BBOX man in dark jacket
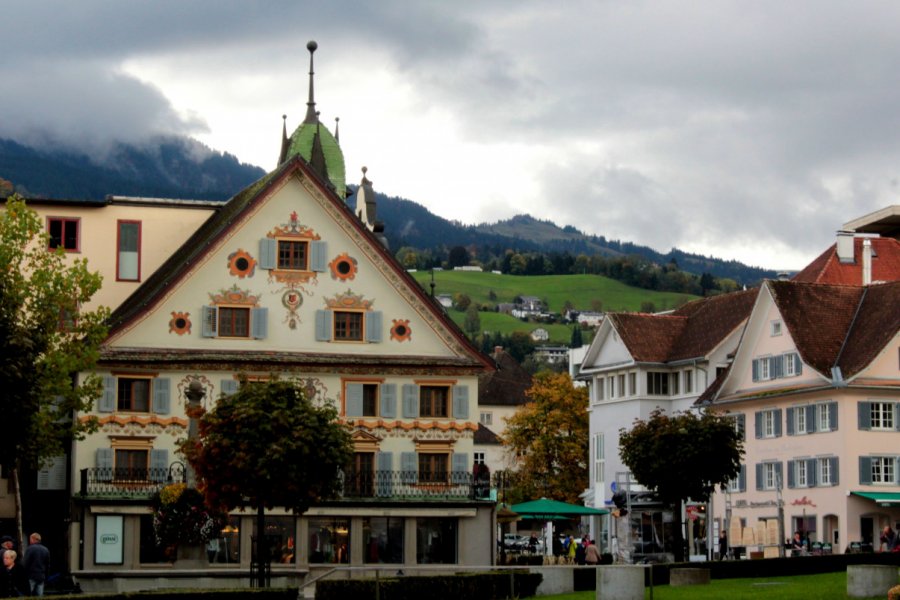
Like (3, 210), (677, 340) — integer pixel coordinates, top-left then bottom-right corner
(24, 533), (50, 596)
(0, 549), (27, 597)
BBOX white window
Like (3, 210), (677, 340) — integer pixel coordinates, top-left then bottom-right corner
(759, 358), (771, 381)
(872, 457), (896, 484)
(683, 369), (693, 394)
(818, 404), (831, 432)
(795, 406), (807, 434)
(671, 372), (680, 395)
(784, 353), (797, 376)
(730, 414), (746, 440)
(596, 377), (605, 401)
(818, 458), (833, 486)
(771, 321), (782, 336)
(608, 376), (615, 399)
(871, 402), (894, 430)
(593, 433), (605, 485)
(796, 460), (808, 487)
(473, 452), (485, 465)
(479, 412), (492, 426)
(764, 411), (777, 437)
(646, 372), (669, 395)
(763, 463), (779, 489)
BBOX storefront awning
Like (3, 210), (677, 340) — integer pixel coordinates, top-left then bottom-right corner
(851, 491), (900, 506)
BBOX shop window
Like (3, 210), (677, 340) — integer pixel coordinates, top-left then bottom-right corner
(416, 518), (457, 564)
(209, 516), (241, 564)
(364, 517), (404, 564)
(308, 518), (349, 564)
(252, 516), (295, 564)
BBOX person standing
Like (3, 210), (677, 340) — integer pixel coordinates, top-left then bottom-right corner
(24, 533), (50, 596)
(718, 530), (728, 560)
(585, 540), (601, 565)
(880, 525), (896, 552)
(0, 550), (27, 597)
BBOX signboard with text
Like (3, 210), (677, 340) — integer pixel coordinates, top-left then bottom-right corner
(95, 515), (124, 565)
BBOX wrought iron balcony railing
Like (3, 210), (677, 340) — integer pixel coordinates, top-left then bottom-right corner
(79, 466), (493, 502)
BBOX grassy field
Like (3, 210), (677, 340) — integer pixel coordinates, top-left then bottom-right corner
(542, 571), (894, 600)
(409, 271), (697, 344)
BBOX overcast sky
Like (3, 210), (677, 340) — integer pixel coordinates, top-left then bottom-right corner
(4, 1), (900, 271)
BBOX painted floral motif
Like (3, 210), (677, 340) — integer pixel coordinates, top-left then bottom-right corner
(227, 249), (257, 278)
(169, 312), (191, 335)
(324, 289), (374, 310)
(209, 285), (260, 306)
(390, 319), (412, 342)
(329, 253), (358, 281)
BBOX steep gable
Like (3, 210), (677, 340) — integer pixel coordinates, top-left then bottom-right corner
(792, 237), (900, 285)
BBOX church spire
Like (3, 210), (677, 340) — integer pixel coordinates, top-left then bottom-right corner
(303, 40), (318, 125)
(278, 114), (289, 165)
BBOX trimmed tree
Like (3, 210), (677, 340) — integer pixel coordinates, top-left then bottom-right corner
(0, 196), (108, 550)
(502, 372), (588, 504)
(619, 408), (743, 562)
(180, 377), (353, 586)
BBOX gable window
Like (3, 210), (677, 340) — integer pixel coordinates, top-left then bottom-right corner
(117, 378), (150, 412)
(479, 412), (492, 426)
(316, 307), (382, 343)
(783, 353), (798, 376)
(771, 321), (782, 336)
(201, 304), (267, 340)
(420, 386), (449, 418)
(219, 307), (250, 338)
(334, 311), (363, 341)
(755, 408), (782, 439)
(759, 358), (771, 381)
(48, 217), (79, 251)
(473, 452), (485, 465)
(753, 353), (802, 382)
(278, 240), (308, 270)
(116, 220), (141, 281)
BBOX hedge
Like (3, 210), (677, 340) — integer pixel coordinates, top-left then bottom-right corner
(45, 589), (298, 600)
(316, 572), (542, 600)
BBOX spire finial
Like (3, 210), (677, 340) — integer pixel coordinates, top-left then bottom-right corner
(334, 116), (340, 143)
(304, 40), (318, 124)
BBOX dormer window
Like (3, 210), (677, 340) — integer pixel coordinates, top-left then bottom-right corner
(771, 321), (782, 336)
(278, 240), (308, 270)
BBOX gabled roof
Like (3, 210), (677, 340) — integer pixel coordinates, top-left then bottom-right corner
(478, 349), (533, 406)
(104, 155), (491, 370)
(607, 289), (756, 364)
(770, 279), (900, 378)
(792, 237), (900, 285)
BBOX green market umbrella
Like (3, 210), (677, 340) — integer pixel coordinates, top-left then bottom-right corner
(510, 497), (609, 520)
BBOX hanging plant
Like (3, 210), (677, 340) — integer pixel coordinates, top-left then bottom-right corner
(151, 483), (224, 547)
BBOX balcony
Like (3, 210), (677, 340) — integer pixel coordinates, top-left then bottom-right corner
(79, 465), (187, 499)
(79, 467), (492, 502)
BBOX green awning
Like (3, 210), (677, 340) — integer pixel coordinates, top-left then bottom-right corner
(510, 498), (609, 520)
(851, 491), (900, 505)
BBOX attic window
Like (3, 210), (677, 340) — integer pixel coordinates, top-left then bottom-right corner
(771, 321), (782, 337)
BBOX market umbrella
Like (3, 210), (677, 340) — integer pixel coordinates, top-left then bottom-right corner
(497, 506), (521, 524)
(511, 497), (609, 519)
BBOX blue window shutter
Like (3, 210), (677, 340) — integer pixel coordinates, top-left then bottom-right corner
(152, 378), (170, 415)
(380, 384), (397, 418)
(401, 452), (418, 484)
(751, 359), (759, 382)
(786, 408), (795, 436)
(259, 238), (276, 269)
(806, 406), (816, 434)
(755, 463), (764, 491)
(220, 379), (238, 397)
(99, 376), (116, 412)
(315, 310), (332, 341)
(770, 356), (781, 379)
(366, 311), (383, 343)
(787, 460), (795, 488)
(452, 385), (470, 420)
(150, 449), (168, 483)
(829, 402), (838, 431)
(402, 384), (419, 418)
(376, 452), (393, 497)
(452, 453), (469, 484)
(807, 458), (817, 487)
(96, 448), (113, 470)
(774, 409), (782, 437)
(858, 402), (872, 430)
(775, 461), (783, 486)
(830, 457), (839, 485)
(895, 403), (900, 432)
(738, 465), (747, 492)
(310, 241), (327, 272)
(794, 353), (803, 375)
(201, 306), (217, 337)
(754, 411), (763, 439)
(345, 383), (363, 417)
(251, 307), (268, 339)
(737, 414), (746, 440)
(859, 457), (872, 485)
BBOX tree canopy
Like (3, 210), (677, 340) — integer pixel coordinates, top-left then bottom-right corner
(619, 408), (744, 561)
(501, 372), (588, 504)
(0, 196), (109, 545)
(181, 377), (354, 514)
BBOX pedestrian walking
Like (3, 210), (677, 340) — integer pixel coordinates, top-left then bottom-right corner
(24, 533), (50, 596)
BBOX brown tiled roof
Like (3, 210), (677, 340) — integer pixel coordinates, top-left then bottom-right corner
(478, 350), (533, 406)
(609, 288), (756, 363)
(792, 238), (900, 285)
(768, 280), (900, 378)
(474, 423), (501, 444)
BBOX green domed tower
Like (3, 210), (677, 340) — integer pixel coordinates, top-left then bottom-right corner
(278, 40), (346, 198)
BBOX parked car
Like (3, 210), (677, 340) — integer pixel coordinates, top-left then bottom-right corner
(503, 534), (528, 551)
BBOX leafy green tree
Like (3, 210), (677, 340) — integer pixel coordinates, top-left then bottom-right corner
(448, 245), (470, 268)
(639, 300), (657, 313)
(0, 196), (108, 548)
(619, 409), (743, 562)
(453, 292), (472, 312)
(463, 304), (481, 339)
(181, 378), (353, 586)
(502, 372), (588, 503)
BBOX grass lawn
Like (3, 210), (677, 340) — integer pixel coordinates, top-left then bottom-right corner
(541, 570), (897, 600)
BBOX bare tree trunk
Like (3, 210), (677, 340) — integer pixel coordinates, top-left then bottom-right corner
(12, 466), (24, 554)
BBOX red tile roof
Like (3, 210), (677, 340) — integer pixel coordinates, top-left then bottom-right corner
(478, 349), (534, 406)
(792, 237), (900, 285)
(608, 288), (757, 363)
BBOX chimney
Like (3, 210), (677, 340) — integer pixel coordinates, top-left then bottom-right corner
(862, 238), (872, 285)
(836, 231), (854, 263)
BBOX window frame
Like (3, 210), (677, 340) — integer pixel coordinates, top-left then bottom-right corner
(763, 462), (779, 490)
(763, 410), (776, 438)
(479, 412), (492, 426)
(277, 239), (309, 271)
(218, 306), (251, 338)
(333, 310), (364, 342)
(116, 219), (142, 282)
(818, 457), (833, 486)
(419, 385), (450, 418)
(646, 371), (670, 396)
(47, 216), (80, 252)
(117, 377), (151, 413)
(871, 456), (896, 484)
(417, 452), (450, 484)
(871, 402), (895, 430)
